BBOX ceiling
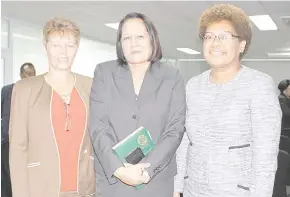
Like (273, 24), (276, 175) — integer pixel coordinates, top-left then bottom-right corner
(2, 1), (290, 60)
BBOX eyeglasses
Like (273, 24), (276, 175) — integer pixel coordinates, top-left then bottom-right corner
(203, 32), (240, 42)
(64, 103), (71, 131)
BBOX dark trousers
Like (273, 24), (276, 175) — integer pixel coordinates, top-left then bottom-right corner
(1, 142), (12, 197)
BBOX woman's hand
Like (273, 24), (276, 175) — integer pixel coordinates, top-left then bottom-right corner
(114, 163), (151, 186)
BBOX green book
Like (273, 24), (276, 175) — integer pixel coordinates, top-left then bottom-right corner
(112, 126), (155, 189)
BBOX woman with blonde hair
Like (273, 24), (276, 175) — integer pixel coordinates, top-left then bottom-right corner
(9, 17), (95, 197)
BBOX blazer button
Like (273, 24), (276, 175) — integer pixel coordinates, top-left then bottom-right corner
(132, 115), (137, 119)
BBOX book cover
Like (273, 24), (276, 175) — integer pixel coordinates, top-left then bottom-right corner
(112, 126), (155, 189)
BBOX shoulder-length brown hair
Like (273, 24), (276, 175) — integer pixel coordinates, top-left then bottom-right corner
(116, 12), (162, 66)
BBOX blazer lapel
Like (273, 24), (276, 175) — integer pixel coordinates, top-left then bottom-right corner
(30, 74), (54, 142)
(30, 74), (52, 110)
(137, 62), (163, 107)
(113, 65), (138, 111)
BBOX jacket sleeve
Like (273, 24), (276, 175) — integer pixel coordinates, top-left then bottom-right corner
(141, 70), (186, 180)
(89, 65), (123, 184)
(250, 75), (282, 197)
(174, 131), (190, 193)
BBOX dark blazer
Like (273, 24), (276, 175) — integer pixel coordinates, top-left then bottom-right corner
(272, 150), (290, 197)
(279, 94), (290, 138)
(1, 83), (14, 144)
(89, 60), (186, 197)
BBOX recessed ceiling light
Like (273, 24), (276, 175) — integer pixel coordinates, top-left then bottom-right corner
(105, 23), (119, 30)
(176, 48), (201, 55)
(249, 15), (277, 31)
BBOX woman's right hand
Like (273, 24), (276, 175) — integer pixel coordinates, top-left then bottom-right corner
(114, 163), (151, 186)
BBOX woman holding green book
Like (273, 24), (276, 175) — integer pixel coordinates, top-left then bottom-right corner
(89, 12), (186, 197)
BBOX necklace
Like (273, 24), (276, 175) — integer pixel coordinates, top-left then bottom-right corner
(60, 93), (71, 104)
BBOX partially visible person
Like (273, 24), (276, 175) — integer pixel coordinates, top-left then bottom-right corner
(174, 4), (281, 197)
(278, 79), (290, 138)
(277, 79), (290, 197)
(9, 18), (95, 197)
(272, 150), (290, 197)
(1, 62), (36, 197)
(89, 12), (186, 197)
(20, 62), (36, 79)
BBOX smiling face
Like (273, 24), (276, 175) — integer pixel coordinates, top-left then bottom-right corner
(203, 20), (246, 69)
(45, 31), (78, 71)
(121, 18), (152, 65)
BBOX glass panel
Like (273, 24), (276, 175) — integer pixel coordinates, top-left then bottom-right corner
(1, 19), (9, 49)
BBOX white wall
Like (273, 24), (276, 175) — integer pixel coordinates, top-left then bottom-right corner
(9, 19), (117, 82)
(73, 38), (116, 78)
(243, 61), (290, 86)
(11, 20), (47, 81)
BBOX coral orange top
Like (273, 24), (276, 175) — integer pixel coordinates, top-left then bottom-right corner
(51, 88), (86, 192)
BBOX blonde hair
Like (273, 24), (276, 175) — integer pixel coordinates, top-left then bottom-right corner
(43, 17), (80, 44)
(198, 4), (252, 59)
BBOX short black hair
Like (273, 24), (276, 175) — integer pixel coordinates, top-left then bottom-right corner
(198, 4), (252, 60)
(278, 79), (290, 94)
(20, 62), (36, 79)
(116, 12), (162, 66)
